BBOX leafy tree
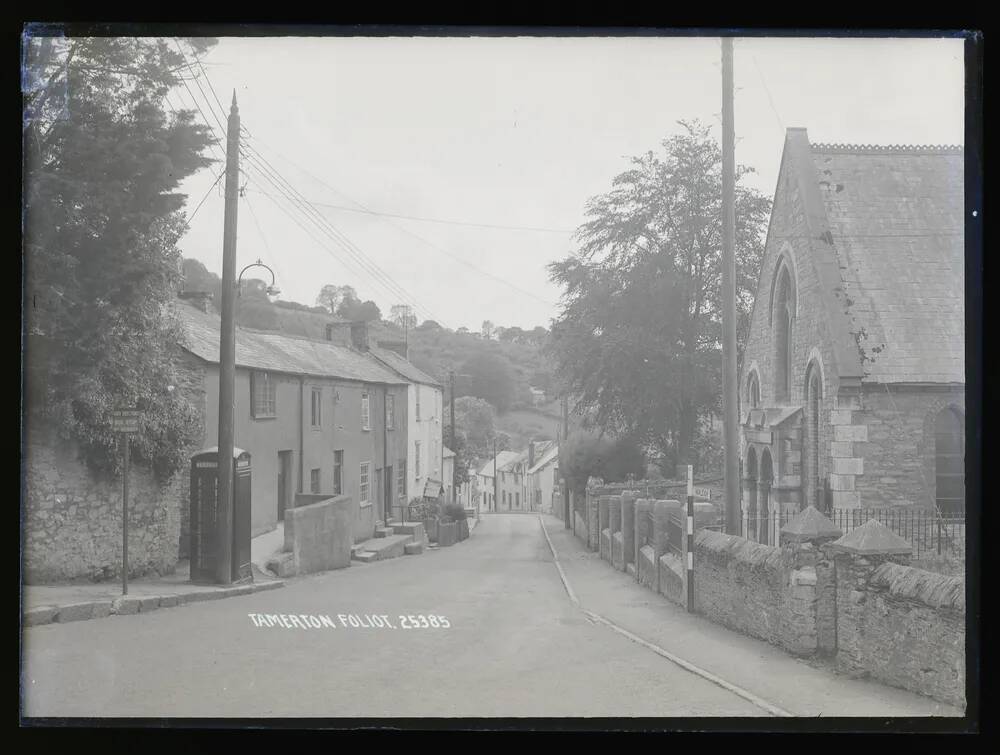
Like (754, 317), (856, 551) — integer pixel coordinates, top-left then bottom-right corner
(336, 289), (380, 322)
(459, 352), (516, 413)
(559, 430), (647, 497)
(390, 304), (417, 331)
(23, 36), (217, 480)
(417, 319), (442, 331)
(181, 258), (221, 307)
(481, 320), (495, 340)
(316, 283), (354, 314)
(498, 325), (525, 344)
(445, 396), (505, 465)
(547, 120), (769, 475)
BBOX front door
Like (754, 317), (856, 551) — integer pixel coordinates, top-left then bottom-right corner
(277, 451), (293, 521)
(384, 465), (394, 522)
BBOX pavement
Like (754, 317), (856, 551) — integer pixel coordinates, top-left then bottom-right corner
(20, 513), (961, 718)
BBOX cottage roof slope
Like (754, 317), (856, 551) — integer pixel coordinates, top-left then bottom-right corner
(176, 301), (407, 384)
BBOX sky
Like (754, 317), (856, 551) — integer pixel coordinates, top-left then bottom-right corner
(173, 35), (965, 332)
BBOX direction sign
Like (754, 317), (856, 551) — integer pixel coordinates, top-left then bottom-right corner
(111, 408), (141, 434)
(693, 487), (712, 501)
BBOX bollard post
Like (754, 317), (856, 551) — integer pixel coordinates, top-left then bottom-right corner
(686, 465), (694, 613)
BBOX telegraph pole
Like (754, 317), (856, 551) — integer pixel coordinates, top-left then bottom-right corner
(215, 92), (240, 585)
(562, 395), (570, 529)
(450, 370), (457, 502)
(721, 38), (741, 535)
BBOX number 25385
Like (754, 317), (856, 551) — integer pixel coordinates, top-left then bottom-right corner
(398, 615), (450, 628)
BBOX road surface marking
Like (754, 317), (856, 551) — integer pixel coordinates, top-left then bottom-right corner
(537, 515), (794, 718)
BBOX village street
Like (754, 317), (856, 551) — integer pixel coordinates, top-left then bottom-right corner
(21, 513), (956, 719)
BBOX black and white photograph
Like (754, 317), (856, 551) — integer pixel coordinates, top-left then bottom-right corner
(19, 26), (980, 728)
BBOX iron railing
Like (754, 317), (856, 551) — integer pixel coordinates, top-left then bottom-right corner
(739, 507), (965, 559)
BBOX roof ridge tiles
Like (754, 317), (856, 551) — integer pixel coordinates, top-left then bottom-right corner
(810, 142), (963, 154)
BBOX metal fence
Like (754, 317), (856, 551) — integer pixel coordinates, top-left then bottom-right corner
(740, 507), (965, 559)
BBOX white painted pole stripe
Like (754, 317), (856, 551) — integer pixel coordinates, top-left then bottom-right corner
(687, 551), (694, 570)
(687, 516), (693, 535)
(537, 515), (793, 718)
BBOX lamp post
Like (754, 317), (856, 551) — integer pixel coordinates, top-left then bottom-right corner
(237, 259), (281, 298)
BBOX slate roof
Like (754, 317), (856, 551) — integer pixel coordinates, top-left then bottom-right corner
(477, 451), (522, 477)
(803, 138), (964, 384)
(369, 346), (441, 387)
(175, 302), (407, 385)
(527, 444), (560, 475)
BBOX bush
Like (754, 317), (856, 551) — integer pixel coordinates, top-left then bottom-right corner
(440, 502), (468, 522)
(409, 497), (438, 521)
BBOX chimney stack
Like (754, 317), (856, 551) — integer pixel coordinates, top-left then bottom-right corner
(350, 321), (369, 352)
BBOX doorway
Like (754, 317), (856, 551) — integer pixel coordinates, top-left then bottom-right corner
(277, 451), (293, 521)
(384, 465), (394, 523)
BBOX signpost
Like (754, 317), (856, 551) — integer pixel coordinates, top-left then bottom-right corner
(686, 465), (695, 613)
(693, 487), (712, 501)
(112, 408), (140, 595)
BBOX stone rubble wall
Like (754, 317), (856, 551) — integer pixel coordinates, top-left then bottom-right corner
(569, 488), (966, 708)
(23, 435), (182, 584)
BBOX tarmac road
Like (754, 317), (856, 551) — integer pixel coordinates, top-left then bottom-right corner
(21, 513), (957, 719)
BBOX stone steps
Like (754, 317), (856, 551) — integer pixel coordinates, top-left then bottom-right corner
(351, 533), (414, 563)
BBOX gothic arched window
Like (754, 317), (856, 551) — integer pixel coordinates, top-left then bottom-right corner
(773, 266), (794, 402)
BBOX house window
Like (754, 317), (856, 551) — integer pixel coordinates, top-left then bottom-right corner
(311, 387), (322, 428)
(310, 468), (321, 494)
(360, 462), (371, 504)
(361, 393), (370, 430)
(251, 371), (277, 418)
(333, 450), (343, 495)
(386, 393), (395, 430)
(397, 461), (406, 498)
(772, 265), (795, 402)
(934, 408), (964, 516)
(415, 386), (421, 420)
(415, 441), (422, 478)
(515, 492), (520, 508)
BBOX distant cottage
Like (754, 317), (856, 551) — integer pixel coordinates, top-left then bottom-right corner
(740, 129), (964, 543)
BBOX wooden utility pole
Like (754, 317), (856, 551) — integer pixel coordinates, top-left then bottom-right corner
(721, 39), (741, 535)
(562, 395), (570, 528)
(215, 92), (240, 585)
(450, 370), (457, 502)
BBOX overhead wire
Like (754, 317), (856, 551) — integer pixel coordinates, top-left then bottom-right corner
(240, 134), (559, 307)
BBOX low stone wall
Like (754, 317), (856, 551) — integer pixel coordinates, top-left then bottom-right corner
(621, 495), (636, 572)
(693, 530), (819, 657)
(611, 531), (624, 570)
(23, 434), (183, 583)
(577, 488), (966, 708)
(587, 494), (599, 551)
(637, 545), (657, 590)
(283, 495), (354, 575)
(658, 553), (685, 605)
(834, 556), (965, 708)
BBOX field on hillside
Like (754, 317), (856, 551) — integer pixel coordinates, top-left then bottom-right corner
(496, 408), (563, 450)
